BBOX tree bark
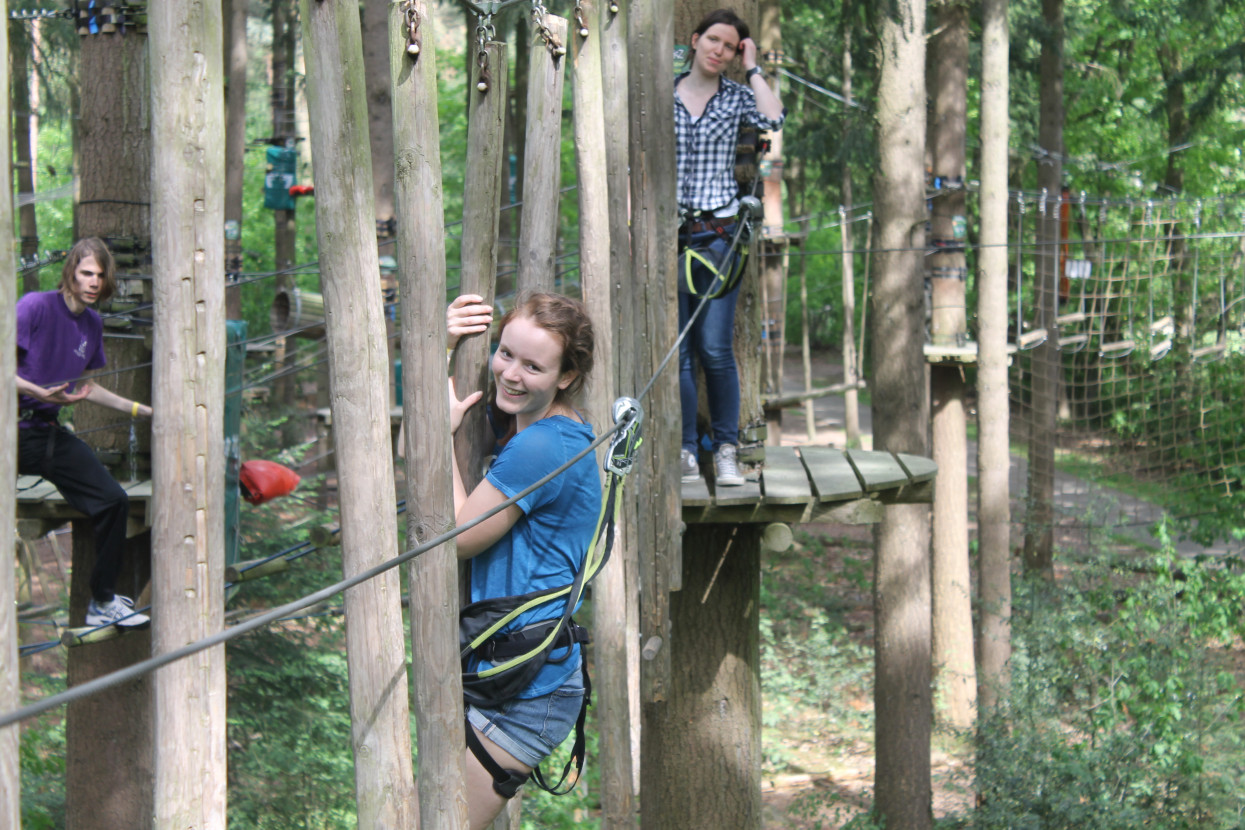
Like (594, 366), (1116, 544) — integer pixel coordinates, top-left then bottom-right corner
(871, 0), (932, 827)
(299, 2), (417, 826)
(600, 0), (642, 802)
(645, 525), (763, 830)
(1023, 0), (1063, 578)
(223, 0), (249, 318)
(391, 2), (470, 824)
(573, 4), (634, 825)
(927, 0), (976, 731)
(149, 2), (227, 825)
(67, 26), (155, 830)
(0, 6), (19, 820)
(363, 0), (395, 232)
(977, 0), (1013, 715)
(11, 22), (39, 292)
(628, 1), (682, 825)
(515, 14), (567, 293)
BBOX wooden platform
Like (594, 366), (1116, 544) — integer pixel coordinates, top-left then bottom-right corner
(15, 475), (153, 539)
(682, 446), (936, 525)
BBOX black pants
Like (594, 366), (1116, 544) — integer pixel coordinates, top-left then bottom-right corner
(18, 424), (129, 602)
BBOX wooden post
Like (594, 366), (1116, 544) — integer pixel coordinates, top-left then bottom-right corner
(516, 14), (567, 293)
(149, 3), (227, 826)
(455, 39), (508, 492)
(572, 3), (635, 825)
(68, 22), (155, 829)
(927, 0), (976, 731)
(977, 0), (1013, 713)
(0, 2), (19, 817)
(223, 0), (248, 318)
(299, 2), (418, 826)
(600, 0), (643, 801)
(647, 525), (763, 829)
(390, 1), (470, 825)
(627, 0), (684, 824)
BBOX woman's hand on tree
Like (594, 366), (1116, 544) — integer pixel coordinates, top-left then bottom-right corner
(447, 294), (494, 351)
(448, 377), (484, 436)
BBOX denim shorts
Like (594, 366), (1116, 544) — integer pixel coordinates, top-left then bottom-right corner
(466, 665), (585, 768)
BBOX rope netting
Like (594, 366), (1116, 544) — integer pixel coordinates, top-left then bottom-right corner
(1007, 193), (1245, 551)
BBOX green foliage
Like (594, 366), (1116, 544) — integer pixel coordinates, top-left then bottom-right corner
(19, 687), (66, 830)
(969, 551), (1245, 829)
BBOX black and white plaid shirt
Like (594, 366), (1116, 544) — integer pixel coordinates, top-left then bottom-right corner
(675, 74), (784, 216)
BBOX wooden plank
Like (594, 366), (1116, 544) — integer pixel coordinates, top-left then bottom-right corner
(17, 480), (60, 503)
(681, 475), (712, 507)
(713, 477), (762, 507)
(799, 446), (864, 502)
(892, 452), (937, 484)
(760, 446), (811, 505)
(845, 449), (909, 492)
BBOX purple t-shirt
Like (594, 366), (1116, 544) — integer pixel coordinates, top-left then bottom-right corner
(16, 290), (106, 426)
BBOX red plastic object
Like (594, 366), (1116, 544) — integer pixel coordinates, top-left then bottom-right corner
(288, 184), (315, 197)
(239, 460), (301, 505)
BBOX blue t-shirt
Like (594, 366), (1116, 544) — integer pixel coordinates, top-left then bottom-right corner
(16, 290), (107, 426)
(469, 414), (601, 698)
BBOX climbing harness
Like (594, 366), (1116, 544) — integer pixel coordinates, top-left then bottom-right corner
(678, 194), (764, 299)
(462, 397), (643, 798)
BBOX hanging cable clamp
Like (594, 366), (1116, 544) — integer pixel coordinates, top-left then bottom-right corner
(402, 1), (422, 57)
(606, 397), (643, 478)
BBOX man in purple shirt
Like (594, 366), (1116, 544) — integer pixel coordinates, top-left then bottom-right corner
(17, 237), (152, 628)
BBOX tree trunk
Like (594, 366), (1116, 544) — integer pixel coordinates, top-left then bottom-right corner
(976, 0), (1012, 716)
(645, 525), (763, 830)
(627, 1), (682, 825)
(840, 6), (860, 447)
(11, 22), (39, 292)
(870, 0), (932, 826)
(223, 0), (249, 318)
(573, 4), (635, 824)
(391, 2), (470, 824)
(149, 3), (227, 826)
(363, 0), (395, 232)
(1023, 0), (1063, 578)
(927, 0), (976, 731)
(67, 26), (155, 830)
(515, 14), (567, 293)
(299, 2), (417, 826)
(0, 8), (19, 820)
(600, 0), (642, 804)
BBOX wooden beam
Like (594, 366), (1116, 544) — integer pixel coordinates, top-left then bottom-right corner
(301, 2), (417, 825)
(149, 2), (228, 822)
(390, 1), (470, 825)
(516, 15), (568, 293)
(0, 0), (17, 813)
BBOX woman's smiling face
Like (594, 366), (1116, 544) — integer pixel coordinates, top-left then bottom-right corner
(491, 314), (577, 430)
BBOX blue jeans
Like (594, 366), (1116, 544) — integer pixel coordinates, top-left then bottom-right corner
(466, 665), (585, 767)
(678, 280), (742, 453)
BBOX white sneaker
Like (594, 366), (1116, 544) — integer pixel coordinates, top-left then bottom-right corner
(713, 444), (745, 487)
(86, 595), (150, 629)
(680, 448), (700, 483)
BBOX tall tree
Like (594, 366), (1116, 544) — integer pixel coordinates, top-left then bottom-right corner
(11, 21), (38, 292)
(926, 0), (976, 730)
(149, 1), (227, 822)
(1023, 0), (1064, 577)
(869, 0), (932, 826)
(223, 0), (248, 319)
(68, 19), (156, 828)
(977, 0), (1013, 715)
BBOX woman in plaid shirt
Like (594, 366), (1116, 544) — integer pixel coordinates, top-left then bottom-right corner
(675, 8), (784, 486)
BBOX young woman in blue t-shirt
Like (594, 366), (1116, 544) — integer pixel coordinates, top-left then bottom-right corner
(447, 292), (600, 829)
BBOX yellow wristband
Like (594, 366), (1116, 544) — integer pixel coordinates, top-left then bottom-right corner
(131, 401), (140, 418)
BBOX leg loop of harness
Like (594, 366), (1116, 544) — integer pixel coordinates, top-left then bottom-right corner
(465, 720), (531, 799)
